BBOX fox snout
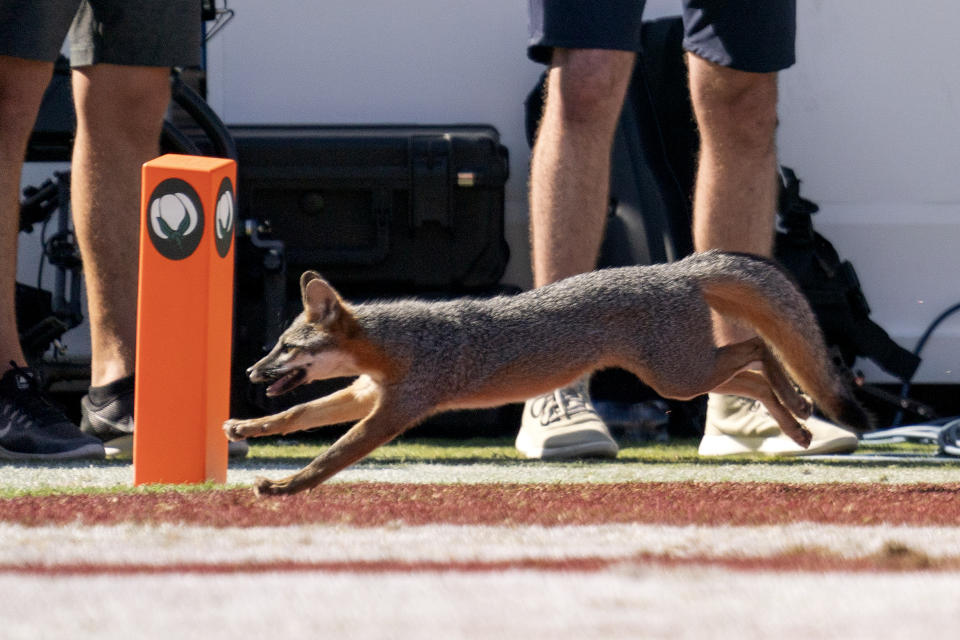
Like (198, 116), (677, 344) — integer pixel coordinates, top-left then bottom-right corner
(243, 347), (309, 397)
(246, 362), (269, 382)
(251, 361), (309, 397)
(247, 359), (278, 383)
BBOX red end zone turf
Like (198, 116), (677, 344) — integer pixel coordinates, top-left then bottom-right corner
(2, 482), (959, 528)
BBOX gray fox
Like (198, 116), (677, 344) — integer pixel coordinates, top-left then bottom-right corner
(224, 250), (870, 495)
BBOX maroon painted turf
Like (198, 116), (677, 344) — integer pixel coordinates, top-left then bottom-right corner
(2, 482), (960, 527)
(0, 547), (955, 576)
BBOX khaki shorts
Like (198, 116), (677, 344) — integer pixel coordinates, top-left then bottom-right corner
(0, 0), (200, 68)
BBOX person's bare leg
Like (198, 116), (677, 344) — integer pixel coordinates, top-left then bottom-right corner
(688, 54), (780, 344)
(529, 48), (635, 287)
(71, 64), (169, 387)
(0, 56), (54, 368)
(689, 55), (856, 456)
(517, 48), (635, 460)
(0, 56), (104, 459)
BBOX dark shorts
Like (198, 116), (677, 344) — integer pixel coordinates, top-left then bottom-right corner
(0, 0), (201, 68)
(528, 0), (796, 73)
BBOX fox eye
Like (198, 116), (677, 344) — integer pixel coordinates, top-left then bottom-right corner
(279, 343), (294, 354)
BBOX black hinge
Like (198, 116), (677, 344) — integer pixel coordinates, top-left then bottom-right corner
(410, 135), (452, 228)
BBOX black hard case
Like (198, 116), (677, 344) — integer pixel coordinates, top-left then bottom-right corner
(230, 125), (512, 426)
(231, 124), (510, 297)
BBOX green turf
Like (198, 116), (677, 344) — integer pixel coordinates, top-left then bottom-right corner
(0, 437), (955, 499)
(250, 436), (948, 465)
(91, 435), (945, 465)
(0, 478), (224, 499)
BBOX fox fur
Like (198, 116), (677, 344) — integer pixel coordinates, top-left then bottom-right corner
(224, 250), (870, 495)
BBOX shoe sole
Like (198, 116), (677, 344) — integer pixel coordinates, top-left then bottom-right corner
(698, 433), (859, 457)
(516, 437), (619, 460)
(79, 398), (132, 442)
(101, 434), (249, 459)
(0, 442), (105, 461)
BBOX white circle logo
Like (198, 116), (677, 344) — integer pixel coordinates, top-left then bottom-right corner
(214, 177), (235, 258)
(151, 192), (200, 239)
(146, 179), (204, 260)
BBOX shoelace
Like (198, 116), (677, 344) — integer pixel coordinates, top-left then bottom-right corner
(720, 395), (762, 414)
(6, 361), (38, 388)
(0, 361), (65, 426)
(530, 385), (596, 426)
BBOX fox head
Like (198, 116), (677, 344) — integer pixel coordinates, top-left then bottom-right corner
(247, 271), (360, 396)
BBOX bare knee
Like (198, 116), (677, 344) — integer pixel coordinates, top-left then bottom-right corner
(73, 64), (170, 147)
(0, 57), (54, 156)
(688, 54), (779, 155)
(546, 48), (635, 126)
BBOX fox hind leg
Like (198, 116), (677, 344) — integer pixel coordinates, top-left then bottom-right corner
(712, 370), (812, 449)
(632, 336), (813, 449)
(757, 345), (812, 419)
(688, 337), (810, 420)
(705, 337), (813, 448)
(639, 337), (765, 401)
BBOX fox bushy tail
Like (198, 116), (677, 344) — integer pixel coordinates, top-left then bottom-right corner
(691, 251), (872, 432)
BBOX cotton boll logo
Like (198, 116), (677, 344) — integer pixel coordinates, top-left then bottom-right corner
(146, 178), (204, 260)
(152, 193), (199, 238)
(214, 177), (235, 258)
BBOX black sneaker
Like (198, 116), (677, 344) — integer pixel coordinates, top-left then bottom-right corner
(80, 375), (135, 445)
(0, 362), (105, 461)
(81, 375), (249, 459)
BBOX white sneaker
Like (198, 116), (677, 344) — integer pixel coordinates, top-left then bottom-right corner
(515, 378), (619, 459)
(698, 393), (859, 457)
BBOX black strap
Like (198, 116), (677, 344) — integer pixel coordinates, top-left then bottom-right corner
(850, 315), (921, 382)
(776, 167), (921, 383)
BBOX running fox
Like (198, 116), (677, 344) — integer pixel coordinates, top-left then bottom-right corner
(224, 250), (871, 495)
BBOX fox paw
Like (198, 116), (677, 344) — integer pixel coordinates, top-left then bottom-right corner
(254, 470), (323, 496)
(789, 424), (813, 449)
(794, 395), (814, 420)
(254, 475), (295, 497)
(223, 418), (276, 441)
(222, 419), (247, 442)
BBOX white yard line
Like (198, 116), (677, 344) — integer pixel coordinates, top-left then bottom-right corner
(4, 521), (960, 567)
(2, 459), (959, 491)
(2, 568), (960, 640)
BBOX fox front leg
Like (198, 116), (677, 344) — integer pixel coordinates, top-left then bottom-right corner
(223, 376), (380, 440)
(254, 399), (420, 495)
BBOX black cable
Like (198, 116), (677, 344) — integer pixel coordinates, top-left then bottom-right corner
(170, 73), (238, 160)
(892, 302), (960, 426)
(938, 418), (960, 457)
(36, 216), (50, 291)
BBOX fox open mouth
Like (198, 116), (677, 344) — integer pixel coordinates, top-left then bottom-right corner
(265, 368), (307, 396)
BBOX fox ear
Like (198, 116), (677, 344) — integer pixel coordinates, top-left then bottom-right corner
(300, 271), (341, 325)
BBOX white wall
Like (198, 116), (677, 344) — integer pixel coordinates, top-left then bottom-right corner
(205, 0), (543, 286)
(20, 1), (960, 384)
(204, 0), (681, 289)
(778, 1), (960, 383)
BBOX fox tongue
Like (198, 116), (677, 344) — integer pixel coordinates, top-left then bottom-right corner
(266, 369), (306, 396)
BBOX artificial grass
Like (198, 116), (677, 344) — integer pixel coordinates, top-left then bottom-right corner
(249, 436), (948, 465)
(1, 437), (955, 499)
